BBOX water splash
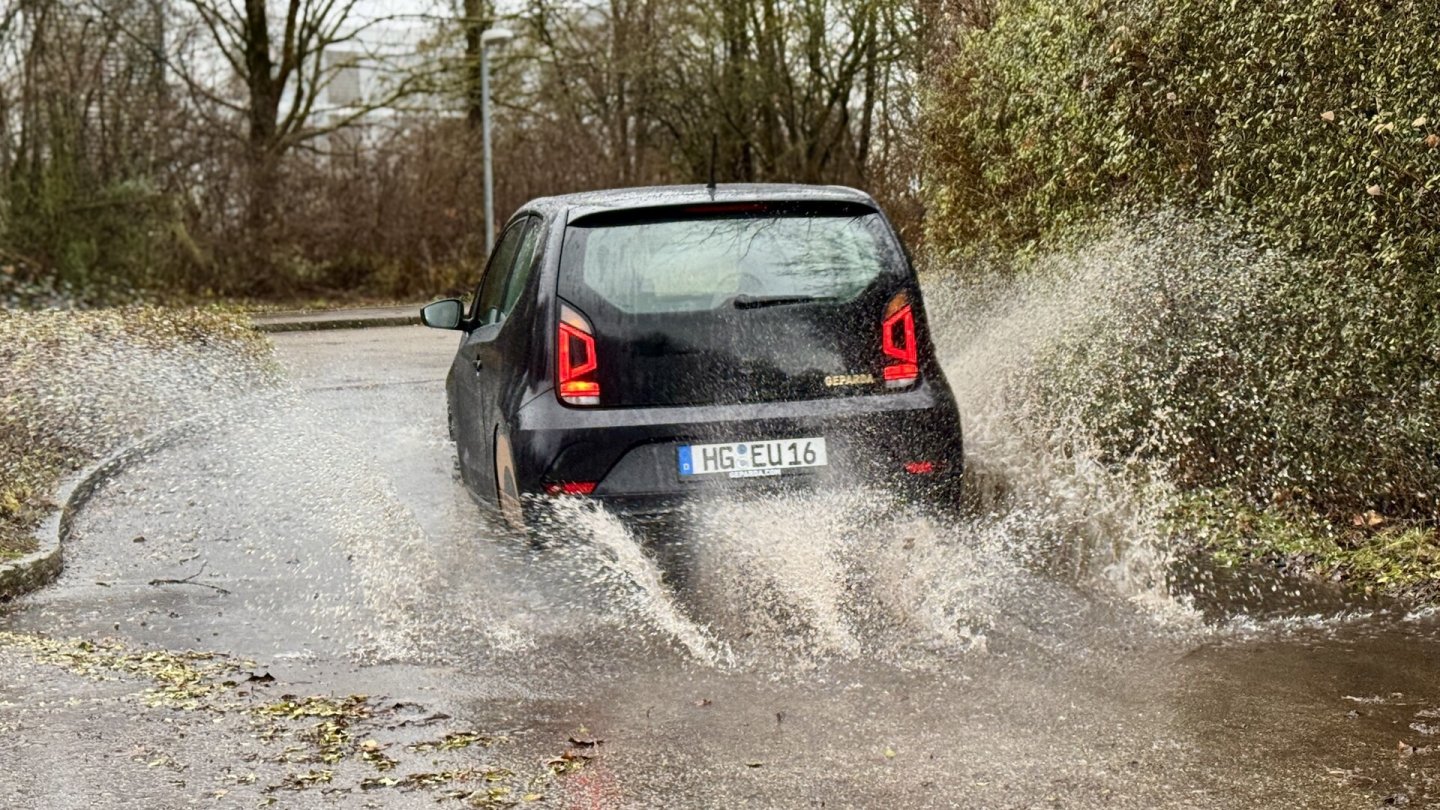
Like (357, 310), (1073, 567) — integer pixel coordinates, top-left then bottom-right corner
(13, 223), (1412, 680)
(923, 257), (1180, 607)
(541, 498), (733, 667)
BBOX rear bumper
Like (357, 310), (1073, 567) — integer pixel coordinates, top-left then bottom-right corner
(575, 471), (963, 521)
(508, 382), (964, 506)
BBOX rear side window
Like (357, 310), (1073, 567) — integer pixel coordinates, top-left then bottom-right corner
(501, 219), (541, 316)
(472, 220), (528, 323)
(473, 217), (540, 324)
(564, 209), (896, 314)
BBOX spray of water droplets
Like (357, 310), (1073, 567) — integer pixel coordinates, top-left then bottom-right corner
(13, 215), (1414, 677)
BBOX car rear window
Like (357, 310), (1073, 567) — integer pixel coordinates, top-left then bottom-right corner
(561, 206), (895, 314)
(554, 203), (917, 407)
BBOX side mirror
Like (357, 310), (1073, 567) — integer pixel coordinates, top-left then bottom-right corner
(421, 299), (465, 330)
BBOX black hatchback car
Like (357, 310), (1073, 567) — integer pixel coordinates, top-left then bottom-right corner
(421, 184), (964, 529)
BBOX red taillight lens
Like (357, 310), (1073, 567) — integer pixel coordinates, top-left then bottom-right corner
(545, 481), (597, 496)
(557, 303), (600, 405)
(882, 293), (919, 389)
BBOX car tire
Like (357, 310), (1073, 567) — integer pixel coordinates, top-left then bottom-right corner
(493, 431), (528, 533)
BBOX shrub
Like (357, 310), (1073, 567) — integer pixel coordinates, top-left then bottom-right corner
(0, 307), (275, 555)
(924, 0), (1440, 273)
(922, 0), (1440, 528)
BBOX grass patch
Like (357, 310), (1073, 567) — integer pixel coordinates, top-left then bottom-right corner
(0, 306), (274, 560)
(1171, 490), (1440, 603)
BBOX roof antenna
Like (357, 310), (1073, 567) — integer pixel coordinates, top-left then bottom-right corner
(706, 134), (718, 194)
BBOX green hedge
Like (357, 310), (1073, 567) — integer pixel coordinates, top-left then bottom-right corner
(924, 0), (1440, 269)
(922, 0), (1440, 525)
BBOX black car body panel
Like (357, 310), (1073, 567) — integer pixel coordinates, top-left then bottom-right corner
(430, 184), (964, 524)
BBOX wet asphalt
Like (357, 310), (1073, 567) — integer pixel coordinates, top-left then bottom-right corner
(2, 325), (1439, 809)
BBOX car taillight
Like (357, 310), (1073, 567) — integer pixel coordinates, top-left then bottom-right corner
(882, 292), (919, 388)
(558, 302), (600, 405)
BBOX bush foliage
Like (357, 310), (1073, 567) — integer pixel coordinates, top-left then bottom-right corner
(0, 308), (275, 555)
(924, 0), (1440, 268)
(922, 0), (1440, 527)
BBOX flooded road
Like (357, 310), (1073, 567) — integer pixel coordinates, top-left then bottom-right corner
(3, 325), (1438, 808)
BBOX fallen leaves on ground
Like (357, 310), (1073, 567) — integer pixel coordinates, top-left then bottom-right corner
(0, 630), (590, 804)
(409, 731), (497, 753)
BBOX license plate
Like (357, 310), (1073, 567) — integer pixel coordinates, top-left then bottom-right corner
(677, 437), (828, 479)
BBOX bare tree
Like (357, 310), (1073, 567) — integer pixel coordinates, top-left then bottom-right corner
(176, 0), (418, 151)
(506, 0), (919, 199)
(1, 0), (929, 299)
(681, 0), (917, 184)
(154, 0), (440, 248)
(0, 0), (182, 289)
(459, 0), (492, 127)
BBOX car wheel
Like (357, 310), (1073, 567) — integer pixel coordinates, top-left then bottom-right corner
(493, 431), (527, 533)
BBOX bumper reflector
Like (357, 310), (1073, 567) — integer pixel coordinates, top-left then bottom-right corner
(545, 481), (597, 496)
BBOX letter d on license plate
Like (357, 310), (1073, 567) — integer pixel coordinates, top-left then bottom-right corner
(678, 437), (827, 478)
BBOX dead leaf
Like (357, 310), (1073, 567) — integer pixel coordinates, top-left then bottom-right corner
(1367, 184), (1384, 197)
(1320, 110), (1336, 122)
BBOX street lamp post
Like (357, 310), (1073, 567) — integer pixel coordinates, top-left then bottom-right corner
(480, 27), (514, 255)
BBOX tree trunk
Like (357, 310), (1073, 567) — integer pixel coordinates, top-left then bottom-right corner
(463, 0), (491, 128)
(242, 0), (281, 253)
(243, 0), (278, 151)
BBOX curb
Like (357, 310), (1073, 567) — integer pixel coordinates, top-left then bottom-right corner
(251, 310), (422, 333)
(0, 419), (202, 602)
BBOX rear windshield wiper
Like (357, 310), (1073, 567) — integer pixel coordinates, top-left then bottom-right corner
(730, 294), (832, 310)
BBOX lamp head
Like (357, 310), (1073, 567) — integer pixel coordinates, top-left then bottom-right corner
(481, 28), (514, 46)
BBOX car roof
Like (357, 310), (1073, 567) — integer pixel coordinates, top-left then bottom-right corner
(520, 183), (879, 223)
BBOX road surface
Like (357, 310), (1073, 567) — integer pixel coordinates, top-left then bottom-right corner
(2, 326), (1438, 808)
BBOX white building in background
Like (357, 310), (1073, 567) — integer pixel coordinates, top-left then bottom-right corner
(305, 4), (459, 152)
(325, 50), (366, 109)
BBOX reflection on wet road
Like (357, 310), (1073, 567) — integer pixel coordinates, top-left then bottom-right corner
(3, 326), (1437, 808)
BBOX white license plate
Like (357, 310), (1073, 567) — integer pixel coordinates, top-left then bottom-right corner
(678, 437), (828, 479)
